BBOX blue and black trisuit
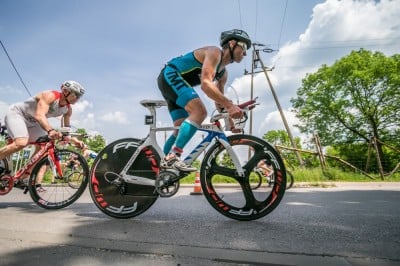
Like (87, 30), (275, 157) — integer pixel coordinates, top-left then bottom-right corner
(157, 50), (225, 156)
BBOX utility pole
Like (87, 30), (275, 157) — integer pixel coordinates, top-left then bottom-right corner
(248, 47), (256, 136)
(247, 43), (303, 165)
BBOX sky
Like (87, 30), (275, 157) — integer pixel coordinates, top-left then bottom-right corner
(1, 0), (399, 147)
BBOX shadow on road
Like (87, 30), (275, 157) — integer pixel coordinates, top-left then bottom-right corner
(1, 188), (400, 265)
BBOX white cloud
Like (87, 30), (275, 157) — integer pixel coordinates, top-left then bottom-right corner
(71, 100), (92, 115)
(100, 111), (130, 125)
(2, 0), (399, 144)
(232, 0), (400, 140)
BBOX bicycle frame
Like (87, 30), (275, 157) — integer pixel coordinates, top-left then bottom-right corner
(6, 139), (62, 183)
(117, 103), (245, 186)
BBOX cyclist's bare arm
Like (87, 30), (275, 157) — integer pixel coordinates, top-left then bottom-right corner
(34, 91), (61, 139)
(61, 107), (72, 128)
(198, 47), (242, 119)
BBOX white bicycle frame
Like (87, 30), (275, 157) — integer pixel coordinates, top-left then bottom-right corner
(116, 100), (245, 186)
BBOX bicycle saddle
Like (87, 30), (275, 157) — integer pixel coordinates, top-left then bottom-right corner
(140, 100), (167, 108)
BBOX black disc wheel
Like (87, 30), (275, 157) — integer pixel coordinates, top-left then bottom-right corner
(89, 138), (160, 219)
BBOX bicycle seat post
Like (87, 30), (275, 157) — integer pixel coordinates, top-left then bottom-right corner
(140, 100), (167, 129)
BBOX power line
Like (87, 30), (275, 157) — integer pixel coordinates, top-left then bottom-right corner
(237, 0), (243, 29)
(277, 0), (288, 51)
(0, 40), (31, 96)
(254, 0), (258, 41)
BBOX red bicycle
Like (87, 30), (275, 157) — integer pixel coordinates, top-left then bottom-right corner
(0, 124), (89, 209)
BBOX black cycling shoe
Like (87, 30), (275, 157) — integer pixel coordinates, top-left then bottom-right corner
(14, 180), (27, 190)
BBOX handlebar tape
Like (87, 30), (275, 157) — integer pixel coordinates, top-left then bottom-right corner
(238, 99), (256, 109)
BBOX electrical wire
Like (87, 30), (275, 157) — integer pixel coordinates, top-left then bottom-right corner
(237, 0), (243, 29)
(254, 0), (258, 41)
(0, 40), (31, 96)
(0, 40), (82, 131)
(277, 0), (288, 51)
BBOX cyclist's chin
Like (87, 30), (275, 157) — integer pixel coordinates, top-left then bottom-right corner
(235, 57), (244, 63)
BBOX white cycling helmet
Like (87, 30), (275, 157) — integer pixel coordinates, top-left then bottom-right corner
(61, 80), (85, 97)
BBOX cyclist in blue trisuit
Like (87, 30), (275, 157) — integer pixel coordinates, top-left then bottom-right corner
(157, 29), (252, 172)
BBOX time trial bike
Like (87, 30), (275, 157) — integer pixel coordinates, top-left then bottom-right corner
(89, 98), (287, 221)
(0, 124), (89, 209)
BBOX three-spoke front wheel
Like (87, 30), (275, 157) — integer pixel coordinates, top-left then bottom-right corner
(200, 134), (286, 221)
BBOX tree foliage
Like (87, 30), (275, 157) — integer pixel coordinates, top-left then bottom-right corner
(291, 49), (400, 171)
(291, 49), (400, 146)
(261, 129), (320, 168)
(75, 128), (106, 153)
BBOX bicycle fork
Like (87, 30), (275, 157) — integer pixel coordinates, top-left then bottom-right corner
(194, 132), (245, 178)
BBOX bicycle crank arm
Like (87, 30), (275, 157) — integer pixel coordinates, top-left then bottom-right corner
(121, 174), (156, 187)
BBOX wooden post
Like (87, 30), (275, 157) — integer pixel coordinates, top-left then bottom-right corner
(313, 133), (327, 170)
(365, 138), (373, 172)
(372, 136), (385, 180)
(255, 49), (303, 166)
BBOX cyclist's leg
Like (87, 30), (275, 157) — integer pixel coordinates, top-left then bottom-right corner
(158, 67), (203, 171)
(163, 134), (176, 155)
(162, 113), (202, 172)
(0, 112), (30, 160)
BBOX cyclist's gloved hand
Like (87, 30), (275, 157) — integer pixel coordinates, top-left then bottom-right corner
(78, 142), (87, 150)
(48, 129), (62, 140)
(226, 104), (243, 119)
(62, 135), (71, 143)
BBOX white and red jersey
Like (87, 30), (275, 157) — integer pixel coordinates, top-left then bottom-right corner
(9, 91), (70, 126)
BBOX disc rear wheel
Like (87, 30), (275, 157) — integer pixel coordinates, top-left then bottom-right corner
(89, 138), (160, 219)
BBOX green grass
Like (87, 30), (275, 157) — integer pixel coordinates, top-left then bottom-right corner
(180, 167), (400, 184)
(291, 167), (400, 182)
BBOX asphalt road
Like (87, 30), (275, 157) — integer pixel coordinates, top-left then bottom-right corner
(0, 182), (399, 266)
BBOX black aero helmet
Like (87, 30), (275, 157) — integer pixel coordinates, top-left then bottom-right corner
(220, 29), (251, 50)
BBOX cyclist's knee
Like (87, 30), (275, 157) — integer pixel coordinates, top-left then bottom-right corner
(12, 138), (29, 151)
(186, 101), (207, 123)
(199, 106), (207, 120)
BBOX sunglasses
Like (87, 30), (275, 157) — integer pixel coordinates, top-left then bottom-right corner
(71, 91), (82, 99)
(237, 41), (247, 51)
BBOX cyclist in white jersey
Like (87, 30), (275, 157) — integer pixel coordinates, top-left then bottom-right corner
(0, 81), (85, 164)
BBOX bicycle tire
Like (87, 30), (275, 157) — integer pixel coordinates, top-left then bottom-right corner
(252, 169), (293, 190)
(66, 170), (85, 189)
(250, 170), (262, 190)
(0, 158), (13, 195)
(200, 134), (286, 221)
(89, 138), (160, 219)
(28, 149), (89, 209)
(286, 170), (294, 190)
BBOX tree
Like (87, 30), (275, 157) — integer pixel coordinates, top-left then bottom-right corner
(262, 130), (312, 167)
(75, 128), (106, 153)
(291, 49), (400, 171)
